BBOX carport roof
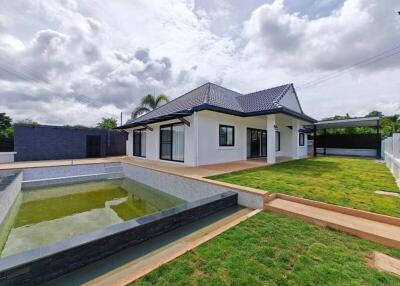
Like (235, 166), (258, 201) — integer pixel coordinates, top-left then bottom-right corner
(314, 117), (380, 129)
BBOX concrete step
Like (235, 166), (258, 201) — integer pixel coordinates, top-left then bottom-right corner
(265, 197), (400, 248)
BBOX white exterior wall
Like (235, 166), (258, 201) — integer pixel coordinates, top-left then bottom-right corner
(197, 111), (265, 165)
(279, 86), (302, 113)
(126, 116), (196, 166)
(196, 111), (303, 165)
(126, 111), (311, 166)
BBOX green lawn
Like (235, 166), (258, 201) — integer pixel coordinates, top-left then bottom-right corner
(133, 212), (400, 285)
(212, 156), (400, 217)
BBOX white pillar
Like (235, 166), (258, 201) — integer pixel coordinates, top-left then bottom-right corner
(291, 119), (300, 159)
(267, 114), (276, 164)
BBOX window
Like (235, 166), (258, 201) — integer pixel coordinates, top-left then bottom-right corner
(133, 129), (146, 157)
(219, 125), (234, 147)
(160, 123), (184, 162)
(299, 133), (305, 146)
(275, 131), (280, 151)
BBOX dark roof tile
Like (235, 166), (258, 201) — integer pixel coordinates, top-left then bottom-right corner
(123, 82), (313, 127)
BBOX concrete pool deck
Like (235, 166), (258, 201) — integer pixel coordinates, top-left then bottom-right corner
(0, 156), (291, 177)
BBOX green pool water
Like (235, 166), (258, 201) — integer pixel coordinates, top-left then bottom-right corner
(0, 178), (184, 257)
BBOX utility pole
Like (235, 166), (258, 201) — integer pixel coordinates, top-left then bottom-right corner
(120, 112), (122, 126)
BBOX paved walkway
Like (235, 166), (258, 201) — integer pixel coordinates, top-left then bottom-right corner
(0, 156), (290, 177)
(265, 197), (400, 248)
(118, 157), (274, 177)
(0, 157), (123, 170)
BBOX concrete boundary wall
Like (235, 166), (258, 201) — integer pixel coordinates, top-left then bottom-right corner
(383, 134), (400, 182)
(316, 148), (376, 157)
(122, 163), (266, 209)
(0, 153), (16, 164)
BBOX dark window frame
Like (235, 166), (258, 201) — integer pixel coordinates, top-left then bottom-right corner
(247, 128), (267, 158)
(132, 128), (146, 158)
(299, 132), (305, 146)
(275, 131), (281, 151)
(159, 122), (185, 163)
(219, 125), (235, 147)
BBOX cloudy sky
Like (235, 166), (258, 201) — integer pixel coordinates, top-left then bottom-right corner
(0, 0), (399, 126)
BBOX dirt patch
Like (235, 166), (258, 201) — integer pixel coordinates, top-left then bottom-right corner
(366, 251), (400, 277)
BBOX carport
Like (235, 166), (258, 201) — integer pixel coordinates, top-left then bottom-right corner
(313, 117), (380, 158)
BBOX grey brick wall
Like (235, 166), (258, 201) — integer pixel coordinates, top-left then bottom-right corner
(14, 124), (126, 161)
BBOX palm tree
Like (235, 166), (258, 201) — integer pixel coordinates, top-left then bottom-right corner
(131, 94), (169, 119)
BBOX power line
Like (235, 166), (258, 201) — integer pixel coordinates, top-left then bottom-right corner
(297, 44), (400, 90)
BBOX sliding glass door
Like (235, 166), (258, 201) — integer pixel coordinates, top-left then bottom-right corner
(133, 129), (146, 157)
(160, 123), (184, 162)
(247, 128), (267, 158)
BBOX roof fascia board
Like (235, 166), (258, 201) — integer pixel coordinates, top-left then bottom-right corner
(193, 104), (316, 123)
(116, 111), (194, 129)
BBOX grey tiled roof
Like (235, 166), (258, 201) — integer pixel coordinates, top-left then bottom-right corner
(237, 84), (291, 112)
(123, 82), (312, 127)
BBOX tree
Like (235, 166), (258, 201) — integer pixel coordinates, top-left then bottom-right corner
(0, 113), (13, 138)
(96, 117), (117, 130)
(63, 124), (90, 129)
(380, 114), (400, 138)
(132, 94), (169, 119)
(17, 119), (39, 125)
(366, 110), (383, 117)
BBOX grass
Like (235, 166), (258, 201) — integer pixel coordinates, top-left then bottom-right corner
(132, 211), (400, 285)
(211, 156), (400, 217)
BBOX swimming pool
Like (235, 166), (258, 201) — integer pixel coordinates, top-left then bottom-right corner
(0, 163), (239, 285)
(0, 178), (184, 257)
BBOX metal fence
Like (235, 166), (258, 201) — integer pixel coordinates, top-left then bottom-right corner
(382, 133), (400, 181)
(315, 133), (380, 157)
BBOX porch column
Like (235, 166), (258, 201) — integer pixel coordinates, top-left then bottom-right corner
(267, 114), (276, 164)
(291, 119), (300, 159)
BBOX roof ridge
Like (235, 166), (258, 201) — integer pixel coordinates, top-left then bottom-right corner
(241, 83), (291, 98)
(203, 82), (211, 104)
(272, 83), (293, 106)
(208, 82), (243, 97)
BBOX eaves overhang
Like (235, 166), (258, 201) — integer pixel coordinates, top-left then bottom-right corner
(116, 104), (317, 130)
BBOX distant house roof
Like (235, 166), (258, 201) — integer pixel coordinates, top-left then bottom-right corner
(118, 82), (316, 129)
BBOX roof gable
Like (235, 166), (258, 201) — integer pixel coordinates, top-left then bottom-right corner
(237, 84), (291, 113)
(276, 85), (303, 114)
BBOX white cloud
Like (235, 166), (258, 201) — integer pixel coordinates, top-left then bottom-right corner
(244, 0), (400, 71)
(0, 0), (399, 126)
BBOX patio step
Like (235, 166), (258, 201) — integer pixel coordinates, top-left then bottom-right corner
(264, 196), (400, 248)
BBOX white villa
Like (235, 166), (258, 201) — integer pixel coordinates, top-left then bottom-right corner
(118, 82), (316, 166)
